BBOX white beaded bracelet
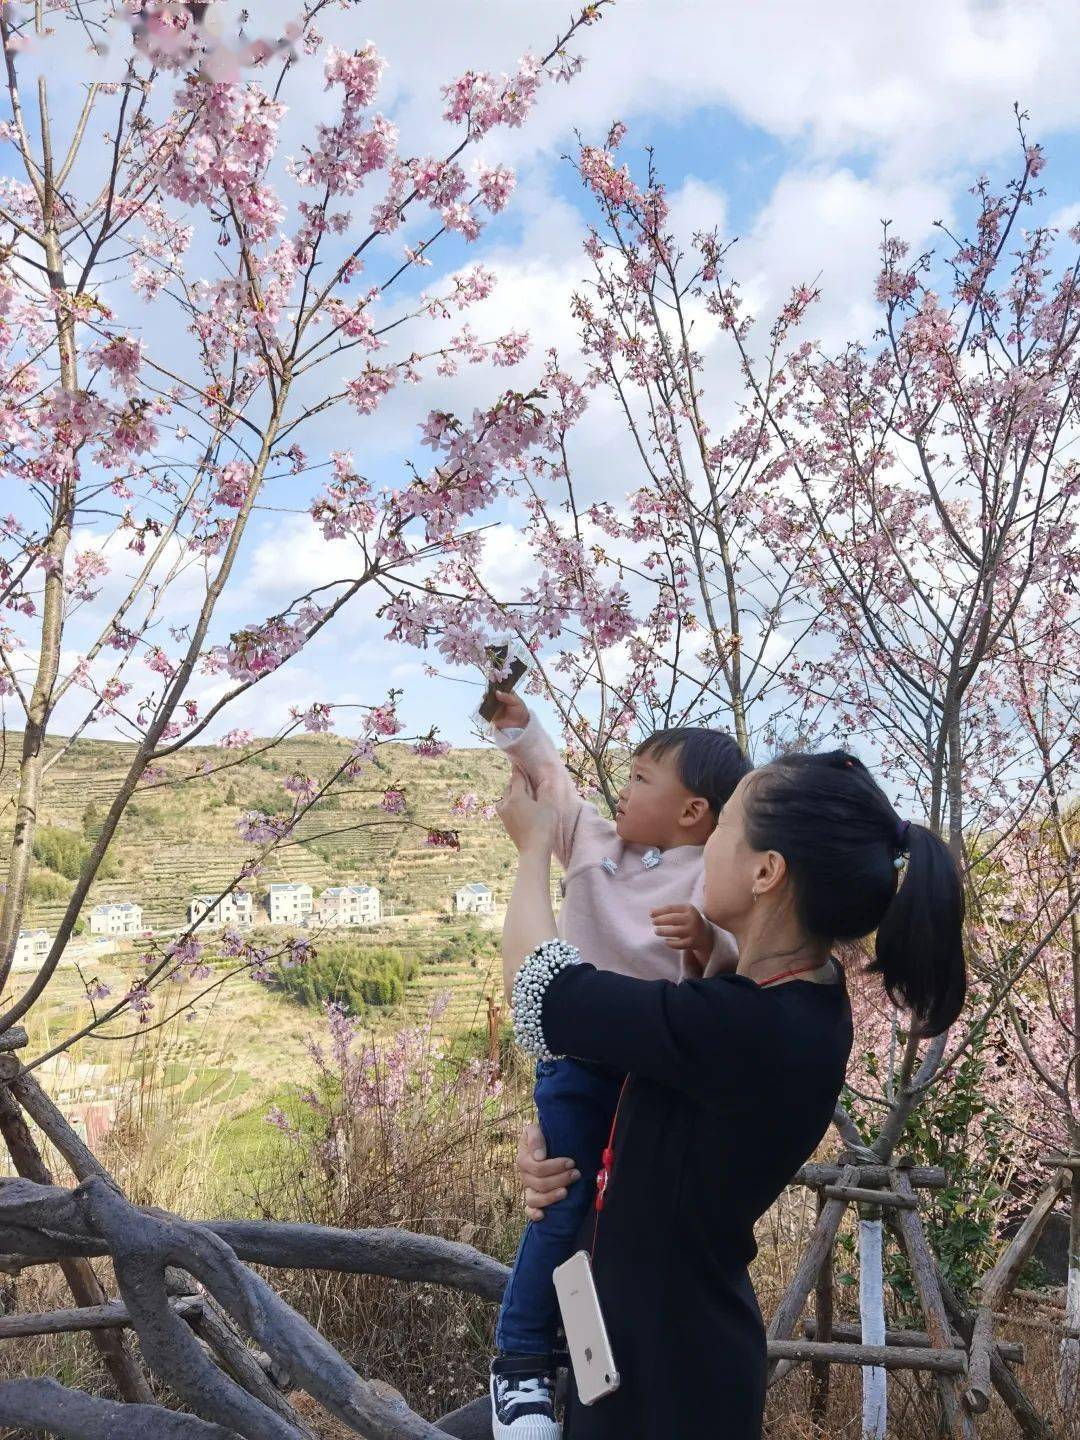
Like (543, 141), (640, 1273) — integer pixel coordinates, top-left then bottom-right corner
(511, 938), (582, 1060)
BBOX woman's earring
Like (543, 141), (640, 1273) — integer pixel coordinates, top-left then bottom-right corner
(751, 889), (759, 904)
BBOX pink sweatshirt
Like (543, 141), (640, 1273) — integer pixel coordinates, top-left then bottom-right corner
(493, 710), (737, 983)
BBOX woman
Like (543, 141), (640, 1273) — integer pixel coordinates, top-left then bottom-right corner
(496, 750), (966, 1439)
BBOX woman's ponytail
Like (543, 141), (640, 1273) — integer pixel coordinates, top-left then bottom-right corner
(868, 823), (966, 1036)
(744, 754), (968, 1036)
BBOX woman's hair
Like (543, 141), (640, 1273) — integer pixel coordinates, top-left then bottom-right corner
(635, 728), (751, 816)
(742, 750), (966, 1036)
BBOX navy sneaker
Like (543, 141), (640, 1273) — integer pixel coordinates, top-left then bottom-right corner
(490, 1354), (560, 1439)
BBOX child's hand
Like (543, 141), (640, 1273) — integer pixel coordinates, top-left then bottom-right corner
(651, 904), (712, 968)
(492, 689), (529, 730)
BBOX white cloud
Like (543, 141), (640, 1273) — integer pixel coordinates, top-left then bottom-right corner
(331, 0), (1080, 179)
(739, 167), (953, 348)
(238, 513), (364, 606)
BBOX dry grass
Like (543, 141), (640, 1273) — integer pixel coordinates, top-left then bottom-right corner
(0, 1005), (1071, 1439)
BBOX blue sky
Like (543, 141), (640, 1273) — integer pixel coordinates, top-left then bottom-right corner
(6, 0), (1080, 753)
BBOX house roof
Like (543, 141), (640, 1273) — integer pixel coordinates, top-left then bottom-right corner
(269, 882), (312, 894)
(91, 901), (141, 914)
(459, 882), (492, 894)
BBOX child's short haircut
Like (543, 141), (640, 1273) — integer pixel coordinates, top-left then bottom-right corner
(634, 728), (751, 817)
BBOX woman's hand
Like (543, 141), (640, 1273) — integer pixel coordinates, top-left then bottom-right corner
(492, 689), (529, 730)
(496, 765), (558, 855)
(517, 1122), (581, 1223)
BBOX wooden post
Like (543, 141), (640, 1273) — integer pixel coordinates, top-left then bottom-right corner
(809, 1189), (833, 1426)
(0, 1085), (154, 1403)
(769, 1339), (965, 1373)
(1061, 1166), (1080, 1415)
(767, 1165), (861, 1377)
(6, 1066), (312, 1432)
(890, 1172), (975, 1439)
(859, 1207), (887, 1439)
(967, 1168), (1069, 1413)
(166, 1270), (315, 1439)
(486, 994), (502, 1074)
(802, 1319), (1023, 1362)
(794, 1163), (947, 1189)
(0, 1294), (204, 1337)
(918, 1235), (1054, 1440)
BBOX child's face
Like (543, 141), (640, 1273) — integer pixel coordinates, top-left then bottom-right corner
(614, 746), (713, 848)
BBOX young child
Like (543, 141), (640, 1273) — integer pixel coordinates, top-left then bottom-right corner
(488, 691), (751, 1439)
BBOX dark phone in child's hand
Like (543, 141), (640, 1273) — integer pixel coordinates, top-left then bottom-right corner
(479, 645), (528, 722)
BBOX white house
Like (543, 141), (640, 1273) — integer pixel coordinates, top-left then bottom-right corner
(188, 891), (253, 929)
(267, 882), (313, 926)
(89, 901), (144, 937)
(455, 882), (495, 916)
(318, 884), (381, 928)
(14, 929), (50, 967)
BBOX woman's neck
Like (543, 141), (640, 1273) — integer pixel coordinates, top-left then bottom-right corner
(734, 911), (831, 986)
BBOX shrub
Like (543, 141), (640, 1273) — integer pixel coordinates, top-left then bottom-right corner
(248, 1003), (531, 1417)
(32, 825), (116, 881)
(272, 943), (417, 1016)
(26, 870), (71, 903)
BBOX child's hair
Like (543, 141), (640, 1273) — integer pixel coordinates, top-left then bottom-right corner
(634, 728), (751, 816)
(742, 750), (966, 1036)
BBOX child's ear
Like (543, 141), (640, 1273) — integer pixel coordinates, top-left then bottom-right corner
(682, 795), (711, 827)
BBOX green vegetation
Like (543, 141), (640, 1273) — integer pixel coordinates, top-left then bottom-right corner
(273, 941), (419, 1013)
(32, 824), (117, 881)
(7, 726), (539, 942)
(26, 869), (72, 903)
(431, 922), (499, 968)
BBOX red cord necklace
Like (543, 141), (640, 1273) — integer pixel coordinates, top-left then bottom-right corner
(757, 961), (829, 987)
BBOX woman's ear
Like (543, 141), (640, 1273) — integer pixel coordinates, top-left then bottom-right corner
(754, 849), (787, 899)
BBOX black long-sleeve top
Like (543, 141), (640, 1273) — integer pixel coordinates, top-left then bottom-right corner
(535, 960), (854, 1440)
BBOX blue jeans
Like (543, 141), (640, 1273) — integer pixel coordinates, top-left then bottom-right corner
(496, 1057), (623, 1359)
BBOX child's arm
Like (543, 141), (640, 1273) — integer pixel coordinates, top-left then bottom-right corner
(651, 904), (739, 979)
(491, 694), (607, 870)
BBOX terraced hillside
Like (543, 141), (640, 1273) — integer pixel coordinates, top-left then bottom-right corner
(3, 729), (574, 931)
(0, 729), (597, 1172)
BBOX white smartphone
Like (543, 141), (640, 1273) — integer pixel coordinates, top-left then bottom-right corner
(553, 1250), (620, 1405)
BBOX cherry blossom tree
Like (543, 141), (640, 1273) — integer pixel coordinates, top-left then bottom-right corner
(0, 1), (616, 1431)
(382, 126), (825, 820)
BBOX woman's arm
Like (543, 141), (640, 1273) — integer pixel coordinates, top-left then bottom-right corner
(497, 766), (561, 1000)
(502, 839), (558, 1001)
(518, 962), (758, 1097)
(518, 1122), (580, 1223)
